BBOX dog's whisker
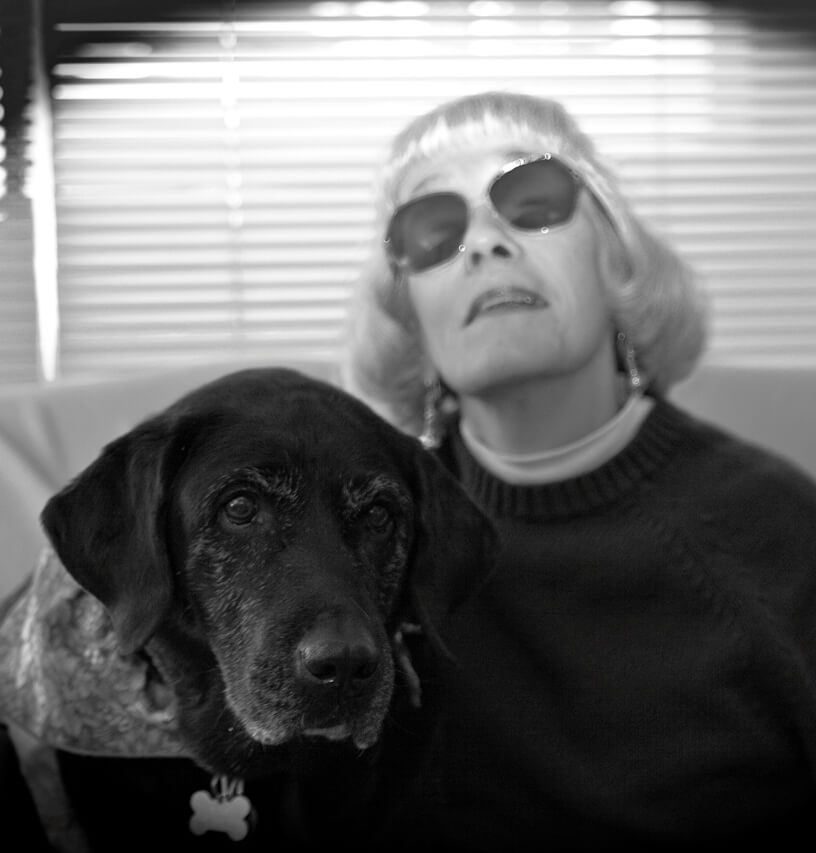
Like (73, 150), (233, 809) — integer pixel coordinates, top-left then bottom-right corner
(212, 706), (232, 730)
(350, 597), (374, 621)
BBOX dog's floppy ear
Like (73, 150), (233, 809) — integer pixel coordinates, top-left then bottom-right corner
(407, 445), (497, 649)
(40, 417), (182, 654)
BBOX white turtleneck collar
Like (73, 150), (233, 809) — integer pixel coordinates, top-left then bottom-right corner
(459, 393), (655, 485)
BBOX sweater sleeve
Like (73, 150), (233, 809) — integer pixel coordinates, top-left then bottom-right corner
(684, 434), (816, 772)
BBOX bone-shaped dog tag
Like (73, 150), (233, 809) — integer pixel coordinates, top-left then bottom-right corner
(189, 776), (253, 841)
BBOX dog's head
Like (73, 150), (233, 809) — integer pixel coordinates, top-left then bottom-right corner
(40, 368), (495, 777)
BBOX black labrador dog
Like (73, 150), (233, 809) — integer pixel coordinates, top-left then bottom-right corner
(0, 368), (495, 852)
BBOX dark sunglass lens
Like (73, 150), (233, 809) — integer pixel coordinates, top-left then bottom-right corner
(491, 158), (579, 230)
(387, 193), (468, 271)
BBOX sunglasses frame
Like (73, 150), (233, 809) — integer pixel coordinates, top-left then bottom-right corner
(385, 152), (584, 274)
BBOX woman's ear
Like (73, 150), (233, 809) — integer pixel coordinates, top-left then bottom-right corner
(590, 197), (632, 286)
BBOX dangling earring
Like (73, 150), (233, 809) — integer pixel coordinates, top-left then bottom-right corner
(419, 378), (443, 449)
(617, 331), (643, 396)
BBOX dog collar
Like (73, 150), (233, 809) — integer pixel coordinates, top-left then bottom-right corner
(0, 547), (187, 759)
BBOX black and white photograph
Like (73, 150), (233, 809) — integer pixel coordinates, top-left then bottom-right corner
(1, 1), (815, 850)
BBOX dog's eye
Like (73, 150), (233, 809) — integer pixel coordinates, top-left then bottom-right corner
(363, 503), (393, 534)
(222, 493), (258, 525)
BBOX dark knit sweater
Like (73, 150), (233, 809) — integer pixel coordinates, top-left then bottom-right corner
(397, 397), (816, 852)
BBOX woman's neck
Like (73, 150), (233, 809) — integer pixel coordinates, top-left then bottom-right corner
(458, 346), (621, 455)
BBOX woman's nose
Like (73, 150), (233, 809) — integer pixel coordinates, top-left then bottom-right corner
(463, 206), (521, 271)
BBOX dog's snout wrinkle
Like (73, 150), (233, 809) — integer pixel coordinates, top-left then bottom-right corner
(296, 613), (380, 695)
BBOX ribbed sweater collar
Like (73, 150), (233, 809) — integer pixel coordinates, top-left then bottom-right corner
(445, 396), (691, 520)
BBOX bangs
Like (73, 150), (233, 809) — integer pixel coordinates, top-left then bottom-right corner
(382, 92), (598, 206)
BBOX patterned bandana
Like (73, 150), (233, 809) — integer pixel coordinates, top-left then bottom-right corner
(0, 547), (186, 758)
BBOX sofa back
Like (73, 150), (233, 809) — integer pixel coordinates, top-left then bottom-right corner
(671, 364), (815, 481)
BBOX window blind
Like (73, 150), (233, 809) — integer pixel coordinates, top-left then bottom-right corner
(37, 0), (816, 380)
(0, 0), (38, 384)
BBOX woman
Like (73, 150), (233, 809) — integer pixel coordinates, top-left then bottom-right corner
(344, 91), (816, 850)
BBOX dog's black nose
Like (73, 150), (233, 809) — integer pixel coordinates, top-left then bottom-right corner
(296, 613), (380, 694)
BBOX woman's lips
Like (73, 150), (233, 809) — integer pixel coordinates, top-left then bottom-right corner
(464, 287), (549, 326)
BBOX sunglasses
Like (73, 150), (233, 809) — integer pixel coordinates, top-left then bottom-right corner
(384, 154), (583, 274)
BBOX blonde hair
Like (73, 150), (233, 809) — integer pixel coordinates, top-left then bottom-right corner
(344, 91), (709, 435)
